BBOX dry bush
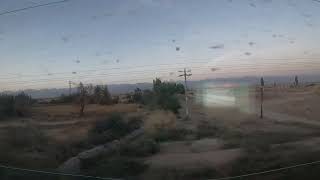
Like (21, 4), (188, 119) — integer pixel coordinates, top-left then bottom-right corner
(143, 110), (191, 142)
(144, 110), (177, 134)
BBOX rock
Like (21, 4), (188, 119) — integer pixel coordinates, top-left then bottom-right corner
(58, 157), (81, 174)
(78, 145), (105, 160)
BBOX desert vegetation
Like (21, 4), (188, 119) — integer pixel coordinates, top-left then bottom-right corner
(0, 93), (34, 119)
(1, 82), (320, 180)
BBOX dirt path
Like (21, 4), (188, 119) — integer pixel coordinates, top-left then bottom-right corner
(146, 148), (243, 169)
(264, 111), (320, 127)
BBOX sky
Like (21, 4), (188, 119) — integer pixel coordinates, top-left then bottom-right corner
(0, 0), (320, 91)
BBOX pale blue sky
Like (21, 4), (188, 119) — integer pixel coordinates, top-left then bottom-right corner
(0, 0), (320, 90)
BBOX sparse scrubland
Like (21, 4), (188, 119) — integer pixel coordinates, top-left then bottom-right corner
(1, 83), (320, 180)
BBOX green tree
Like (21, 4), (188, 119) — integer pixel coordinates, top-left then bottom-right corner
(94, 85), (112, 105)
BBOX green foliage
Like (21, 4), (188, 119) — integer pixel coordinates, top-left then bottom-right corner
(93, 85), (112, 105)
(157, 94), (181, 113)
(131, 78), (184, 113)
(153, 78), (185, 95)
(0, 95), (15, 118)
(152, 78), (183, 113)
(0, 93), (33, 119)
(89, 113), (142, 145)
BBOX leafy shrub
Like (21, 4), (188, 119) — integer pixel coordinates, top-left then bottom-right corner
(0, 95), (15, 118)
(93, 85), (112, 105)
(153, 78), (185, 95)
(131, 78), (183, 113)
(89, 113), (142, 145)
(157, 94), (181, 113)
(0, 93), (33, 119)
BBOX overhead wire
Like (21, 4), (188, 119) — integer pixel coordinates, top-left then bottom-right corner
(2, 66), (320, 91)
(0, 57), (319, 80)
(1, 60), (319, 86)
(0, 0), (70, 16)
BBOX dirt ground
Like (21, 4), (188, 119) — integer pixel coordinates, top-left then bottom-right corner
(142, 84), (320, 179)
(1, 84), (320, 179)
(0, 104), (140, 142)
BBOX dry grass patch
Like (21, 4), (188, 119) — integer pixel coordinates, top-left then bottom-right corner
(144, 110), (192, 142)
(32, 104), (139, 118)
(144, 110), (177, 134)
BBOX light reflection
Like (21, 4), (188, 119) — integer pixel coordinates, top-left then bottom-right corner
(195, 82), (255, 113)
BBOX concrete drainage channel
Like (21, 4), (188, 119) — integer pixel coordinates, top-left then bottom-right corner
(58, 128), (144, 174)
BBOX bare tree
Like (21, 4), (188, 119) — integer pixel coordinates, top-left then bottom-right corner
(78, 82), (88, 116)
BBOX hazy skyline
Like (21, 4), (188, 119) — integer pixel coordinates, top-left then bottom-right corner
(1, 0), (320, 91)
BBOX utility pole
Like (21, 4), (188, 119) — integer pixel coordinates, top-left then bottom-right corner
(69, 81), (80, 95)
(179, 68), (192, 118)
(260, 77), (264, 119)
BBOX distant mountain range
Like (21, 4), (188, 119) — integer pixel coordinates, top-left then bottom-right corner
(2, 74), (320, 99)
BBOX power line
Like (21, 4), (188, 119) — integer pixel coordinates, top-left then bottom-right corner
(1, 59), (319, 83)
(0, 164), (122, 180)
(2, 62), (319, 86)
(0, 61), (209, 80)
(0, 65), (209, 82)
(0, 0), (70, 16)
(2, 66), (320, 90)
(207, 160), (320, 180)
(0, 58), (319, 79)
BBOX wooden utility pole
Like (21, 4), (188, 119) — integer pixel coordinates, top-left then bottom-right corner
(179, 68), (192, 118)
(260, 77), (264, 119)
